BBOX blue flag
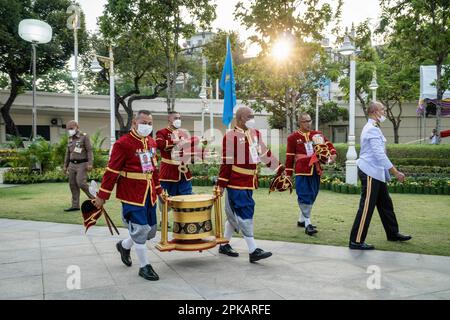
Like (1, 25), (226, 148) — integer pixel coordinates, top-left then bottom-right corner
(220, 37), (236, 126)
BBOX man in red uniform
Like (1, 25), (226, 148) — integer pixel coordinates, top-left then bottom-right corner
(93, 110), (166, 281)
(217, 106), (284, 263)
(156, 111), (202, 196)
(285, 113), (337, 236)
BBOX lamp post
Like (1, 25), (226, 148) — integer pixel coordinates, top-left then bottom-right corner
(90, 46), (115, 148)
(338, 33), (358, 185)
(18, 19), (52, 140)
(67, 4), (81, 123)
(369, 69), (379, 102)
(199, 32), (214, 139)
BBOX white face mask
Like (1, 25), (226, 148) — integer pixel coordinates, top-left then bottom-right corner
(245, 119), (256, 129)
(378, 115), (386, 123)
(68, 129), (76, 137)
(173, 119), (182, 129)
(137, 124), (153, 137)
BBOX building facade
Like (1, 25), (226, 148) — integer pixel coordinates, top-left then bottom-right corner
(1, 90), (449, 149)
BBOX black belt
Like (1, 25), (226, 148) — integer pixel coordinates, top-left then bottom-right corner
(70, 159), (88, 164)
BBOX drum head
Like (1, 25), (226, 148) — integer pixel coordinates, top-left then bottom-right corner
(169, 194), (215, 202)
(168, 194), (215, 209)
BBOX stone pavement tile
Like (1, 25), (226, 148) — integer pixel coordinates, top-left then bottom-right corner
(106, 261), (177, 286)
(381, 269), (450, 297)
(101, 250), (164, 270)
(39, 223), (84, 234)
(414, 254), (450, 273)
(287, 259), (368, 282)
(87, 234), (125, 244)
(259, 273), (378, 300)
(3, 221), (57, 231)
(0, 248), (41, 264)
(40, 235), (92, 248)
(430, 289), (450, 299)
(92, 240), (122, 255)
(334, 273), (425, 300)
(0, 238), (40, 251)
(41, 243), (98, 260)
(275, 254), (332, 265)
(0, 230), (40, 241)
(118, 276), (204, 300)
(0, 275), (43, 299)
(14, 294), (44, 300)
(210, 288), (285, 300)
(175, 266), (268, 299)
(168, 255), (243, 277)
(42, 255), (107, 275)
(0, 260), (43, 280)
(84, 226), (128, 237)
(45, 285), (124, 300)
(43, 268), (115, 295)
(154, 248), (216, 262)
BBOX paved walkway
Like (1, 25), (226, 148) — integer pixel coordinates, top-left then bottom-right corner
(1, 218), (450, 300)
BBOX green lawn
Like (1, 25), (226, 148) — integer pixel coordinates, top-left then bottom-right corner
(0, 183), (449, 256)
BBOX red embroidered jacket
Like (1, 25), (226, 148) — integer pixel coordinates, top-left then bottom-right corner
(218, 126), (284, 190)
(285, 130), (336, 177)
(97, 129), (162, 206)
(155, 127), (202, 182)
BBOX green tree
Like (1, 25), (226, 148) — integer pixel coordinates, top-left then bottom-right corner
(338, 21), (419, 143)
(0, 0), (88, 138)
(235, 0), (343, 132)
(202, 30), (246, 99)
(99, 0), (216, 112)
(379, 0), (450, 143)
(303, 101), (348, 126)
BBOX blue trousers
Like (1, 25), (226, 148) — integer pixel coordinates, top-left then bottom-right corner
(122, 193), (157, 226)
(160, 176), (193, 196)
(295, 169), (320, 205)
(226, 188), (255, 220)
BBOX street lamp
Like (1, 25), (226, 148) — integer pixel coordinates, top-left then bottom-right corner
(18, 19), (52, 140)
(67, 4), (81, 123)
(90, 46), (115, 148)
(369, 69), (379, 102)
(338, 33), (358, 185)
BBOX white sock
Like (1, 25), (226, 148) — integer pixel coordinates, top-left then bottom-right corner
(134, 243), (149, 268)
(121, 237), (134, 250)
(244, 236), (257, 254)
(305, 218), (311, 227)
(224, 221), (234, 240)
(299, 212), (305, 223)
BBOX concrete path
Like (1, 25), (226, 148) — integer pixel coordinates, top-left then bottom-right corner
(0, 218), (449, 300)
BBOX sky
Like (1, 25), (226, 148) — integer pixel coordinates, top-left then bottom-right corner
(76, 0), (382, 56)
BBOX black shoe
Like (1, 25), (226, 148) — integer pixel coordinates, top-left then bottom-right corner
(64, 207), (80, 212)
(249, 248), (272, 263)
(387, 233), (412, 242)
(305, 224), (318, 236)
(218, 244), (239, 257)
(138, 264), (159, 281)
(298, 221), (317, 229)
(349, 241), (375, 250)
(116, 241), (132, 267)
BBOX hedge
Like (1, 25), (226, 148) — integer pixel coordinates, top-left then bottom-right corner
(332, 144), (450, 167)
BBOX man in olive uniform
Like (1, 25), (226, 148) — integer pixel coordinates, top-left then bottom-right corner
(63, 120), (94, 211)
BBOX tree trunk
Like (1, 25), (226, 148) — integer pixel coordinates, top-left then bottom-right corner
(0, 74), (22, 139)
